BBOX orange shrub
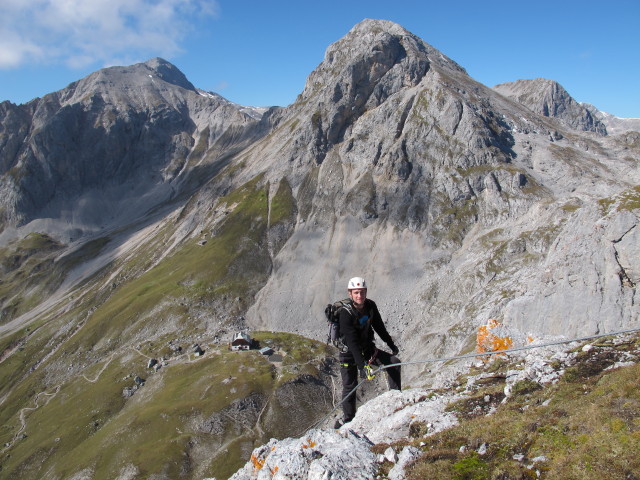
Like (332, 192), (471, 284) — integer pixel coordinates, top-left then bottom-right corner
(477, 319), (513, 356)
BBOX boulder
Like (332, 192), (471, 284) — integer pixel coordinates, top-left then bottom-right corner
(229, 429), (377, 480)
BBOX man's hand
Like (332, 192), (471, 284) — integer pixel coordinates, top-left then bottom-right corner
(389, 344), (399, 356)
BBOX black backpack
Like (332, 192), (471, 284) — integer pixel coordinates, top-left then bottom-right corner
(324, 299), (354, 346)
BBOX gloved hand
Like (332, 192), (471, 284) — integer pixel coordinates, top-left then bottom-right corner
(359, 366), (368, 380)
(389, 343), (399, 356)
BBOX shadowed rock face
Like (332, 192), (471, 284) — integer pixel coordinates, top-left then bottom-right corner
(0, 58), (261, 235)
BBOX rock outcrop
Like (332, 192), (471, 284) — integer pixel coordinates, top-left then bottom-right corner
(492, 78), (607, 134)
(582, 103), (640, 135)
(228, 332), (640, 479)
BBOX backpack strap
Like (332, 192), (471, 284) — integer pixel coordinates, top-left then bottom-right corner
(335, 299), (355, 318)
(325, 299), (353, 321)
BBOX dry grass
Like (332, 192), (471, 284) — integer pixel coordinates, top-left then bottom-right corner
(385, 335), (640, 480)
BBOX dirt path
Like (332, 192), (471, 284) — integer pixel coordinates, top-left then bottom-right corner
(3, 385), (61, 452)
(80, 350), (120, 383)
(2, 346), (132, 452)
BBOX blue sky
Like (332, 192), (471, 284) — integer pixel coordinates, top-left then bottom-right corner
(1, 0), (638, 117)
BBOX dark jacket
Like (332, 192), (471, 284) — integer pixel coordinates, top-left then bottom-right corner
(338, 298), (395, 369)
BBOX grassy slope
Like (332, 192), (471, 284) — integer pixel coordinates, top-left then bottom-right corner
(0, 233), (65, 324)
(68, 174), (273, 353)
(0, 173), (327, 479)
(0, 233), (113, 325)
(374, 335), (640, 480)
(0, 332), (333, 479)
(0, 174), (273, 429)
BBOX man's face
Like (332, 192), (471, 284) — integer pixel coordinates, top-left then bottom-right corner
(348, 288), (367, 307)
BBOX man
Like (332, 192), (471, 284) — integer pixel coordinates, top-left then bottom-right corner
(335, 276), (401, 428)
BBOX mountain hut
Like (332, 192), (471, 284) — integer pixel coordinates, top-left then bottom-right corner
(231, 332), (252, 351)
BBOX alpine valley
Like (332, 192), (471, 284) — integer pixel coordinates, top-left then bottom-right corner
(0, 19), (638, 480)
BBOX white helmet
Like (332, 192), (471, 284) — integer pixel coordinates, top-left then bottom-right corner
(348, 277), (367, 290)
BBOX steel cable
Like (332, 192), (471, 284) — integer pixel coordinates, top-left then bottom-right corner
(301, 326), (640, 435)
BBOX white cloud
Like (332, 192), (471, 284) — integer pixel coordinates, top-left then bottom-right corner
(0, 0), (218, 69)
(0, 34), (44, 68)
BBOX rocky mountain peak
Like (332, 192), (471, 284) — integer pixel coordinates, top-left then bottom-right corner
(582, 102), (640, 135)
(262, 18), (482, 171)
(493, 78), (607, 134)
(297, 18), (465, 108)
(53, 57), (197, 108)
(143, 57), (197, 91)
(0, 57), (258, 239)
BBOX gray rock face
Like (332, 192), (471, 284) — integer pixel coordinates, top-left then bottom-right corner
(338, 388), (458, 444)
(582, 103), (640, 135)
(0, 58), (262, 240)
(228, 428), (378, 480)
(388, 446), (422, 480)
(0, 19), (637, 378)
(492, 78), (607, 134)
(240, 21), (639, 380)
